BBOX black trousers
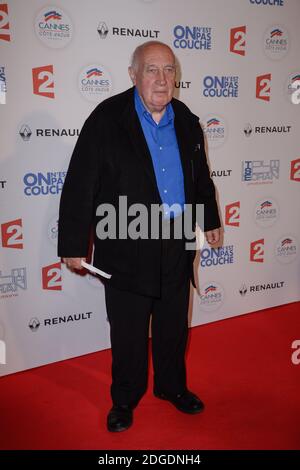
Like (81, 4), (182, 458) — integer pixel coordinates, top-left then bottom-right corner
(104, 233), (190, 407)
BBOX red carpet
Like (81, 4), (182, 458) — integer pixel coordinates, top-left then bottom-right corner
(0, 302), (299, 450)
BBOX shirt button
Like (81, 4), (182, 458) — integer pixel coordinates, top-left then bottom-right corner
(159, 146), (163, 150)
(162, 168), (165, 172)
(164, 189), (167, 194)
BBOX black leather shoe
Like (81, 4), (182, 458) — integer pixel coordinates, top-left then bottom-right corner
(154, 390), (204, 414)
(107, 405), (133, 432)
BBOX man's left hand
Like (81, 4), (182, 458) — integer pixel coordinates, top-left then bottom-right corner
(205, 228), (221, 246)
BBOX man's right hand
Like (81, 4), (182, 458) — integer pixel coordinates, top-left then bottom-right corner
(62, 257), (86, 271)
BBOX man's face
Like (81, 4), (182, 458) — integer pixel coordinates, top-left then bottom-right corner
(129, 44), (176, 114)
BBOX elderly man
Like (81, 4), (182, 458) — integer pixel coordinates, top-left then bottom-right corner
(58, 41), (221, 432)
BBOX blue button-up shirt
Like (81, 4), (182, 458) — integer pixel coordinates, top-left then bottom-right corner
(134, 88), (185, 219)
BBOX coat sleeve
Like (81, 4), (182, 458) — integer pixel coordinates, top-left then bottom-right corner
(193, 121), (221, 232)
(57, 114), (102, 257)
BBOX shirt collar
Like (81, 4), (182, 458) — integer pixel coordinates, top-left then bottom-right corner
(134, 87), (174, 127)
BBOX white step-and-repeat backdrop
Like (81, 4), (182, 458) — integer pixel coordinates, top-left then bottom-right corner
(1, 0), (299, 376)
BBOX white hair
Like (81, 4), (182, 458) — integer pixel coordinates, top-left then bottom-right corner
(130, 41), (175, 71)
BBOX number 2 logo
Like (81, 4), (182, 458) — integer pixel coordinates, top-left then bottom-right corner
(250, 239), (264, 263)
(230, 26), (246, 56)
(225, 202), (240, 227)
(42, 262), (62, 290)
(0, 4), (10, 42)
(32, 65), (55, 99)
(256, 74), (271, 102)
(1, 219), (23, 249)
(290, 159), (300, 182)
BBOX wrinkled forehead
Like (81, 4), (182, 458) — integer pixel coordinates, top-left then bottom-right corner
(141, 45), (175, 66)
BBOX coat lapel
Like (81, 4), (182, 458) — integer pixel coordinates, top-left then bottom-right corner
(173, 101), (194, 205)
(120, 91), (162, 202)
(119, 88), (195, 205)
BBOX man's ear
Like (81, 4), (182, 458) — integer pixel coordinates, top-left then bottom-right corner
(128, 66), (136, 85)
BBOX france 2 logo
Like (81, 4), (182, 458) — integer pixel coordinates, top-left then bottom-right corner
(0, 4), (10, 42)
(250, 239), (264, 263)
(42, 262), (62, 290)
(32, 65), (55, 98)
(291, 340), (300, 365)
(230, 26), (246, 56)
(290, 158), (300, 182)
(256, 74), (271, 102)
(225, 201), (240, 227)
(1, 218), (23, 249)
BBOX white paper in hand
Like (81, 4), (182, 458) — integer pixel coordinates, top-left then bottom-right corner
(81, 260), (112, 279)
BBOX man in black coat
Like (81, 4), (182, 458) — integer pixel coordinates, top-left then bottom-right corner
(58, 41), (221, 432)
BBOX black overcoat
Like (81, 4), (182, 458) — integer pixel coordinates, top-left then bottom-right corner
(58, 87), (220, 296)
